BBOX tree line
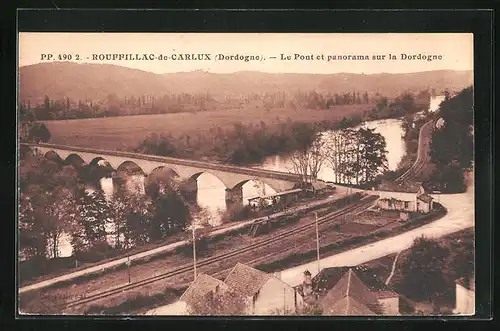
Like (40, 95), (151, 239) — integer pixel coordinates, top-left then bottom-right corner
(19, 89), (381, 121)
(18, 92), (216, 121)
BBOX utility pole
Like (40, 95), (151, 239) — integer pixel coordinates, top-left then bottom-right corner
(314, 212), (320, 274)
(192, 224), (197, 280)
(126, 255), (131, 284)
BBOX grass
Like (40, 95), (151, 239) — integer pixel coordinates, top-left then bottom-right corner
(41, 104), (373, 151)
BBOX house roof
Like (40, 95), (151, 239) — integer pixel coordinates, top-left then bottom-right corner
(223, 262), (272, 298)
(323, 296), (377, 316)
(312, 265), (396, 294)
(417, 193), (433, 203)
(179, 273), (226, 306)
(320, 269), (383, 315)
(373, 291), (399, 299)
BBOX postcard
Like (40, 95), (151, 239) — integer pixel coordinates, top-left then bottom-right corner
(17, 32), (475, 317)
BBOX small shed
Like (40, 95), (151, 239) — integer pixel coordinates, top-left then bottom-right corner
(416, 193), (433, 214)
(377, 197), (414, 212)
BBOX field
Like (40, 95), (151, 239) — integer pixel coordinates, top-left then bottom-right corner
(41, 104), (373, 151)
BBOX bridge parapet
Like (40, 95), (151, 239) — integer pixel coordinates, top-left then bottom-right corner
(22, 143), (301, 192)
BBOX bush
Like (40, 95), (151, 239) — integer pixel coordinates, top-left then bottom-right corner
(221, 204), (254, 222)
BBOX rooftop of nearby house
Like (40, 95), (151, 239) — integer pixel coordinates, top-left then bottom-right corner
(417, 193), (433, 203)
(312, 265), (398, 296)
(320, 269), (383, 315)
(224, 262), (273, 298)
(179, 273), (227, 306)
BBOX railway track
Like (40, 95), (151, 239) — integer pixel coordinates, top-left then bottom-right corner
(61, 194), (377, 310)
(395, 119), (435, 184)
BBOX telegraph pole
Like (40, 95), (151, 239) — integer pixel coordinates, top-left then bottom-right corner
(314, 212), (320, 274)
(127, 255), (131, 284)
(192, 224), (197, 280)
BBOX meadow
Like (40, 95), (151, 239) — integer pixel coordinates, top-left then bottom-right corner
(41, 104), (374, 151)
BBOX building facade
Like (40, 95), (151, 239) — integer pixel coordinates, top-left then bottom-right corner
(453, 278), (475, 315)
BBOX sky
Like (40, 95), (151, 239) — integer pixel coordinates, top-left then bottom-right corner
(18, 33), (473, 75)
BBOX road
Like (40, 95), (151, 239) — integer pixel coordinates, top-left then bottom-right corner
(19, 191), (348, 294)
(146, 182), (474, 315)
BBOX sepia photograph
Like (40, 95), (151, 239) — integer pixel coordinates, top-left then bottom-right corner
(17, 32), (475, 317)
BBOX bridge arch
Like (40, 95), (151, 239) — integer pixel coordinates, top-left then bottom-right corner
(149, 166), (180, 180)
(116, 160), (146, 176)
(188, 171), (230, 189)
(230, 178), (281, 194)
(89, 157), (110, 168)
(65, 154), (86, 167)
(44, 150), (63, 163)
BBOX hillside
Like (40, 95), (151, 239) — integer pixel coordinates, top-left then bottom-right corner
(19, 62), (473, 105)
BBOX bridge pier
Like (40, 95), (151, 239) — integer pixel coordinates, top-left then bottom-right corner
(225, 186), (243, 206)
(180, 179), (198, 201)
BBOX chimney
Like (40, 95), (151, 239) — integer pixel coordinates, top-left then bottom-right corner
(303, 270), (313, 297)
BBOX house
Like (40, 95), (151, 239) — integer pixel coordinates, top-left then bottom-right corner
(377, 186), (434, 214)
(453, 276), (475, 315)
(377, 197), (414, 213)
(415, 185), (434, 213)
(224, 262), (304, 315)
(311, 266), (401, 316)
(179, 273), (230, 310)
(320, 269), (382, 315)
(416, 193), (433, 213)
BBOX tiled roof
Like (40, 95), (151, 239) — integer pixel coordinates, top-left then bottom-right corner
(313, 265), (395, 294)
(417, 193), (433, 203)
(179, 273), (227, 306)
(224, 262), (272, 298)
(372, 290), (399, 299)
(324, 296), (377, 316)
(321, 269), (383, 316)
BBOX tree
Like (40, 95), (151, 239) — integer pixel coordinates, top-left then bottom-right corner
(288, 134), (327, 186)
(326, 128), (387, 186)
(19, 155), (81, 260)
(186, 288), (249, 316)
(72, 188), (111, 255)
(397, 236), (450, 302)
(356, 127), (388, 185)
(430, 87), (473, 192)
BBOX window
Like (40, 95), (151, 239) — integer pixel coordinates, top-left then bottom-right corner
(404, 201), (409, 209)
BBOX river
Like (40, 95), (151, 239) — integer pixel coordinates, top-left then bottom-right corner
(49, 96), (446, 258)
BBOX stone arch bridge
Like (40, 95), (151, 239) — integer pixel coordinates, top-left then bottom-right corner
(21, 143), (302, 204)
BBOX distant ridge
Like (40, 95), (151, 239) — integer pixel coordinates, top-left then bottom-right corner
(19, 62), (473, 104)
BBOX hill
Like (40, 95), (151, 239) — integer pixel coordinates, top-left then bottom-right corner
(19, 62), (473, 105)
